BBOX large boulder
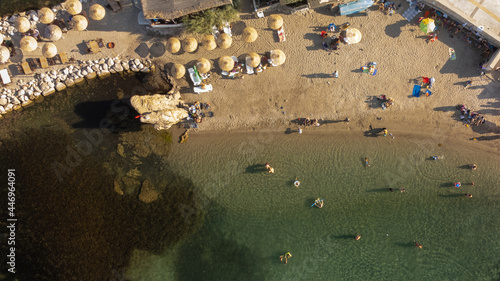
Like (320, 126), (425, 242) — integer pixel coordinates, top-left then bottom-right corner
(130, 93), (188, 130)
(138, 179), (159, 203)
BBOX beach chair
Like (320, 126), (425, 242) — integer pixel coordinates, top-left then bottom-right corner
(0, 68), (11, 84)
(193, 84), (213, 94)
(21, 61), (32, 75)
(86, 40), (101, 54)
(39, 57), (49, 69)
(59, 52), (69, 64)
(245, 57), (255, 75)
(277, 26), (286, 42)
(188, 67), (202, 86)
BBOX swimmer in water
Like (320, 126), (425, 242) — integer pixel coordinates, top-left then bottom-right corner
(400, 188), (406, 192)
(294, 178), (300, 188)
(470, 164), (477, 170)
(414, 241), (423, 249)
(465, 193), (473, 198)
(455, 182), (461, 188)
(365, 158), (370, 167)
(269, 167), (275, 174)
(265, 163), (270, 170)
(355, 235), (361, 240)
(432, 156), (440, 160)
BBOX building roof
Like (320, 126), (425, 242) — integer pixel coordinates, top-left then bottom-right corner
(141, 0), (233, 20)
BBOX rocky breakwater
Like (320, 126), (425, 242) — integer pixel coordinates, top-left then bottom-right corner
(0, 57), (154, 119)
(130, 91), (188, 130)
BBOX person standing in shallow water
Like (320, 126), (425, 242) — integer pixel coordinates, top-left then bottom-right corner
(414, 241), (423, 248)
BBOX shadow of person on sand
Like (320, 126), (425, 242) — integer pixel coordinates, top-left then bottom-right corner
(245, 164), (267, 174)
(363, 127), (385, 137)
(301, 73), (333, 78)
(439, 193), (465, 198)
(366, 188), (389, 193)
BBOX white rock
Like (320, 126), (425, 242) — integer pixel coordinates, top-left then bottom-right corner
(94, 60), (99, 64)
(68, 65), (74, 71)
(134, 59), (140, 65)
(0, 106), (5, 114)
(26, 89), (33, 96)
(33, 92), (41, 97)
(81, 69), (88, 76)
(17, 89), (25, 96)
(48, 82), (55, 88)
(122, 62), (130, 70)
(102, 64), (108, 71)
(43, 76), (51, 83)
(50, 70), (57, 75)
(137, 63), (144, 69)
(114, 64), (124, 72)
(5, 103), (13, 111)
(99, 58), (105, 64)
(140, 67), (150, 73)
(61, 68), (69, 75)
(0, 98), (7, 106)
(107, 58), (114, 67)
(11, 97), (20, 104)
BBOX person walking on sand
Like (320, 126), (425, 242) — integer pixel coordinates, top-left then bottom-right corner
(280, 252), (292, 264)
(365, 158), (370, 167)
(294, 178), (300, 188)
(298, 127), (302, 134)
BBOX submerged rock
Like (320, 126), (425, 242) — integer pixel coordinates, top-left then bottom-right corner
(138, 179), (159, 204)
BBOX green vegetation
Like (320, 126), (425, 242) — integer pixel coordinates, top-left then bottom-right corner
(182, 5), (239, 35)
(0, 0), (64, 16)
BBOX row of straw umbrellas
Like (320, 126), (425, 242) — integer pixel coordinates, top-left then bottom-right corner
(170, 50), (286, 79)
(1, 0), (107, 62)
(164, 14), (283, 53)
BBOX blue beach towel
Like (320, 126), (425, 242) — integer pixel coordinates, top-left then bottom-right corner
(412, 85), (421, 97)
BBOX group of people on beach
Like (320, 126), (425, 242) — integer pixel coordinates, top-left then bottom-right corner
(187, 101), (211, 124)
(457, 104), (485, 127)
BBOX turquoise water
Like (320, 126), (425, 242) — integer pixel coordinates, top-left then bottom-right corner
(128, 131), (500, 280)
(1, 73), (499, 280)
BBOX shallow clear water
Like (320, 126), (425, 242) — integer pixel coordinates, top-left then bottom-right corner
(128, 131), (500, 281)
(1, 73), (499, 280)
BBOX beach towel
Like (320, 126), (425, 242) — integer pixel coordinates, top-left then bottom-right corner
(412, 85), (421, 97)
(402, 6), (421, 22)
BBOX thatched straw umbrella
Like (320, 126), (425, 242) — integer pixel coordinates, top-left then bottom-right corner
(270, 49), (286, 65)
(201, 35), (216, 51)
(89, 4), (105, 21)
(20, 36), (37, 52)
(196, 58), (211, 74)
(42, 43), (57, 58)
(247, 52), (260, 68)
(38, 7), (55, 24)
(0, 46), (10, 64)
(218, 56), (234, 72)
(183, 37), (198, 53)
(166, 37), (181, 53)
(65, 0), (82, 15)
(243, 27), (258, 43)
(171, 63), (185, 79)
(71, 15), (88, 31)
(15, 17), (31, 33)
(217, 33), (232, 49)
(268, 14), (283, 30)
(44, 25), (62, 41)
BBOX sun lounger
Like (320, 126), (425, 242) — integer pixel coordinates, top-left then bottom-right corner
(59, 52), (69, 64)
(87, 41), (101, 54)
(339, 0), (374, 15)
(40, 57), (49, 69)
(21, 61), (32, 75)
(0, 69), (11, 84)
(402, 5), (421, 22)
(277, 26), (286, 42)
(188, 67), (202, 86)
(245, 57), (254, 74)
(193, 84), (213, 94)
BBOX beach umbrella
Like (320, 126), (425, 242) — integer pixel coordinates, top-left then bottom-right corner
(268, 14), (283, 30)
(182, 37), (198, 53)
(42, 43), (57, 58)
(201, 35), (217, 51)
(65, 0), (82, 15)
(196, 58), (211, 74)
(20, 36), (37, 52)
(38, 7), (55, 24)
(171, 63), (185, 79)
(166, 37), (181, 53)
(44, 25), (62, 41)
(15, 17), (31, 33)
(89, 4), (106, 21)
(247, 52), (260, 68)
(270, 49), (286, 66)
(345, 28), (362, 44)
(420, 18), (436, 34)
(0, 46), (10, 64)
(71, 15), (88, 31)
(218, 56), (234, 72)
(242, 27), (258, 43)
(217, 33), (232, 49)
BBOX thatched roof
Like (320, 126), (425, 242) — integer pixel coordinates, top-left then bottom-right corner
(141, 0), (233, 20)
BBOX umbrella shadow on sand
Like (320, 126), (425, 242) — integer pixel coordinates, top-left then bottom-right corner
(149, 42), (165, 58)
(134, 43), (149, 58)
(385, 20), (407, 38)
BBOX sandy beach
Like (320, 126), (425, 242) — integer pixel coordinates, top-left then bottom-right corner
(0, 0), (498, 151)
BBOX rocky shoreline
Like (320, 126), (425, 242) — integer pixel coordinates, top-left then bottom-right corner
(0, 57), (156, 117)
